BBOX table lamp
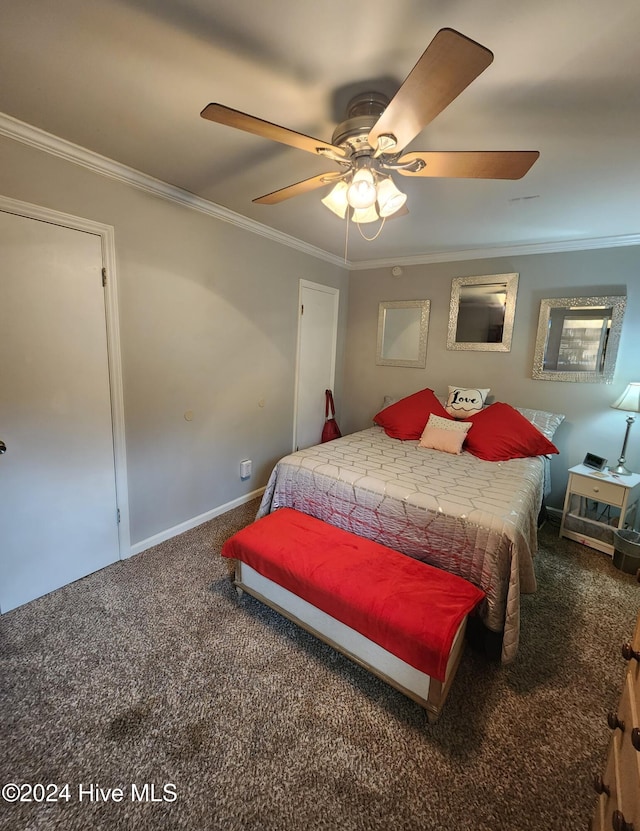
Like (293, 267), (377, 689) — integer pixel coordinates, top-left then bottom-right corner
(610, 382), (640, 475)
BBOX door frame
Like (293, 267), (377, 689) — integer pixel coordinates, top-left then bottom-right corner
(292, 279), (339, 452)
(0, 194), (130, 558)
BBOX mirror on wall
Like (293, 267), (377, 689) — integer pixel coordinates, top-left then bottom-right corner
(376, 300), (430, 368)
(447, 273), (519, 352)
(532, 295), (626, 383)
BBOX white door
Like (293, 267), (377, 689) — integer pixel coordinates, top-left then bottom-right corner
(294, 280), (339, 451)
(0, 210), (121, 612)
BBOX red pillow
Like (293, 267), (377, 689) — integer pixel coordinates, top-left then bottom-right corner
(373, 389), (451, 440)
(463, 402), (559, 461)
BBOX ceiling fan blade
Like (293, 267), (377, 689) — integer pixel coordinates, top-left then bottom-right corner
(201, 103), (346, 160)
(368, 28), (493, 154)
(253, 172), (344, 205)
(396, 150), (540, 179)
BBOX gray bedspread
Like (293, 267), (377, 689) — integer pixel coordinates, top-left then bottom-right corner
(257, 426), (546, 663)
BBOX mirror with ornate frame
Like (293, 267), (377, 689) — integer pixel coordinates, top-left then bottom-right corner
(532, 295), (626, 383)
(447, 273), (519, 352)
(376, 300), (430, 368)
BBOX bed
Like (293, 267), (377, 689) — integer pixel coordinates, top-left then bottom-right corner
(256, 389), (564, 664)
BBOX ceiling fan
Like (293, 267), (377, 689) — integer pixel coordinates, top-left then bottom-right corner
(200, 28), (539, 227)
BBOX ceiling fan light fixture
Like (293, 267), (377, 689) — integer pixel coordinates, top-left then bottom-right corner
(346, 168), (377, 209)
(351, 204), (380, 224)
(376, 176), (407, 217)
(321, 180), (349, 218)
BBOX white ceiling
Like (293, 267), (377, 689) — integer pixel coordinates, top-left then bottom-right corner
(2, 0), (639, 265)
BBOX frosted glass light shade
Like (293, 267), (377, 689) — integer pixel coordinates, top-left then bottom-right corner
(351, 204), (379, 224)
(321, 180), (349, 218)
(347, 169), (377, 209)
(376, 177), (407, 217)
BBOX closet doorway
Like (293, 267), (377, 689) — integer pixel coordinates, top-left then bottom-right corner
(0, 200), (128, 612)
(293, 280), (339, 452)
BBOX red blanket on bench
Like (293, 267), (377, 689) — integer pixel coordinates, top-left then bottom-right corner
(222, 508), (485, 681)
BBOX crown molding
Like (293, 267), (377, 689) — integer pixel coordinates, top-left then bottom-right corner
(347, 233), (640, 270)
(2, 112), (639, 272)
(0, 112), (347, 269)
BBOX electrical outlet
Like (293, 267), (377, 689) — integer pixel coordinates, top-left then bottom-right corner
(240, 459), (252, 479)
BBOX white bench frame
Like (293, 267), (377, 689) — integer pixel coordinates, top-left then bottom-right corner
(234, 560), (467, 724)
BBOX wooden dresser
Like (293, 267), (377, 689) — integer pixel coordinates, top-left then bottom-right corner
(592, 611), (640, 830)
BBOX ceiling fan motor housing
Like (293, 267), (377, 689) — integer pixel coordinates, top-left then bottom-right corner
(331, 92), (390, 154)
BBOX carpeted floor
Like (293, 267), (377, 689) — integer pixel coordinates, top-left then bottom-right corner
(1, 499), (638, 831)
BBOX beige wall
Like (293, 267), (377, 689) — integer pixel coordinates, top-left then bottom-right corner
(3, 127), (639, 538)
(0, 135), (349, 546)
(343, 248), (640, 508)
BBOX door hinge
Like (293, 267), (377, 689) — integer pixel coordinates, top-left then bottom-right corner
(301, 304), (304, 315)
(102, 267), (107, 287)
(117, 508), (121, 524)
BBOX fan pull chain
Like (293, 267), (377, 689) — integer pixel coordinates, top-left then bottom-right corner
(356, 216), (386, 242)
(343, 208), (350, 263)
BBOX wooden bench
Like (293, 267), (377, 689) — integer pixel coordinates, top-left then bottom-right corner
(221, 508), (485, 723)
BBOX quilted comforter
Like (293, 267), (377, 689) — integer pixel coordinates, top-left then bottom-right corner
(257, 426), (546, 663)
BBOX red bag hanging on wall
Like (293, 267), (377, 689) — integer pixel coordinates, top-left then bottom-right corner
(321, 389), (342, 443)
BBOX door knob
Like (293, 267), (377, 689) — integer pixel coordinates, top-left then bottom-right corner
(0, 440), (6, 454)
(607, 710), (625, 732)
(622, 641), (640, 663)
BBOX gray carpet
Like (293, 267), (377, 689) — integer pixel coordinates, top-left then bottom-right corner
(1, 499), (638, 831)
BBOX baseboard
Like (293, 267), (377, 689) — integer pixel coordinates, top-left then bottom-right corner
(545, 506), (563, 521)
(128, 487), (265, 557)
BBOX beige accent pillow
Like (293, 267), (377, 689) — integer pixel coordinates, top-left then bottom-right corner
(445, 386), (489, 418)
(419, 423), (467, 455)
(427, 413), (472, 433)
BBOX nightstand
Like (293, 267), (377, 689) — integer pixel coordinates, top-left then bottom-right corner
(559, 464), (640, 555)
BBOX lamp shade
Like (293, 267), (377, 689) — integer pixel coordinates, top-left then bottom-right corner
(321, 180), (349, 218)
(351, 204), (379, 224)
(611, 382), (640, 413)
(376, 176), (407, 217)
(347, 168), (377, 209)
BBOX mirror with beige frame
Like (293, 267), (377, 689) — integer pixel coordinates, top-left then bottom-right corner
(447, 273), (519, 352)
(376, 300), (430, 368)
(532, 295), (626, 382)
